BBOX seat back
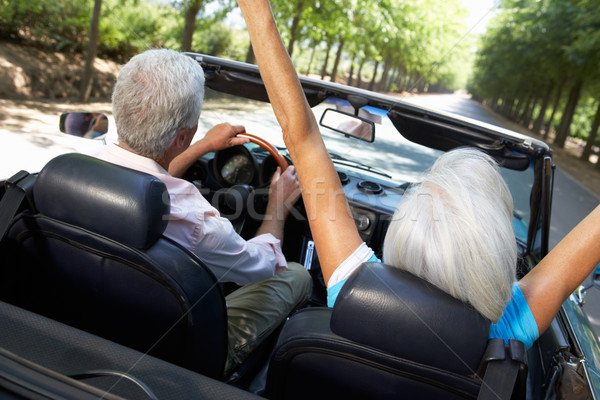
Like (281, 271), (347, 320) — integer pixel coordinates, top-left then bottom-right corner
(265, 262), (525, 399)
(1, 153), (228, 379)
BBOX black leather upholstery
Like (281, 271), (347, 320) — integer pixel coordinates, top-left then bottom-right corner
(2, 153), (228, 379)
(331, 262), (490, 375)
(265, 263), (495, 399)
(34, 152), (169, 249)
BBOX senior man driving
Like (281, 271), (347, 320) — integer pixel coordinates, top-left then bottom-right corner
(95, 48), (311, 376)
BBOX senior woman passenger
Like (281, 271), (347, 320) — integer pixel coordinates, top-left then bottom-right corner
(237, 0), (600, 348)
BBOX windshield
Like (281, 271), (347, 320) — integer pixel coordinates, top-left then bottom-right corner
(199, 87), (533, 242)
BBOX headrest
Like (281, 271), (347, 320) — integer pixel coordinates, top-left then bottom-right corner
(331, 262), (490, 375)
(34, 153), (170, 249)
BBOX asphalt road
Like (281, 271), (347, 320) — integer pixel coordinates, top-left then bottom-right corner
(403, 93), (600, 336)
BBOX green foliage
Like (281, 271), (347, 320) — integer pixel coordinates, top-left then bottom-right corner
(192, 22), (231, 56)
(0, 0), (92, 51)
(468, 0), (600, 153)
(99, 0), (177, 61)
(2, 0), (475, 93)
(266, 0), (471, 91)
(187, 1), (240, 57)
(571, 97), (597, 141)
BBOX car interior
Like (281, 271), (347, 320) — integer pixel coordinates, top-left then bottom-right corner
(0, 54), (570, 399)
(0, 149), (529, 399)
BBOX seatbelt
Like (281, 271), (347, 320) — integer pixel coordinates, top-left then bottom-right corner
(0, 171), (36, 242)
(478, 339), (527, 400)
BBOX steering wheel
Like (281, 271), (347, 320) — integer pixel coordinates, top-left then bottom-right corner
(238, 132), (289, 172)
(217, 132), (289, 234)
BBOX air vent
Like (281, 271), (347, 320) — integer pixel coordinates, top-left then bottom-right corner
(357, 180), (383, 194)
(338, 171), (350, 185)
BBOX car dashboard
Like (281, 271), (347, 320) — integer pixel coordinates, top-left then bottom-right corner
(183, 142), (404, 305)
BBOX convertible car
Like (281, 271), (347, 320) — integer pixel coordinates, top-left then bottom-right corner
(0, 53), (599, 399)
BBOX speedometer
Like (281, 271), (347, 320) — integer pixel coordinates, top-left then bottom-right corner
(221, 154), (254, 185)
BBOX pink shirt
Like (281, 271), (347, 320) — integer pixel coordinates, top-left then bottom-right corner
(95, 143), (287, 284)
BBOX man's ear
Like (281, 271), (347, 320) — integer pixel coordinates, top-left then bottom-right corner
(177, 125), (198, 148)
(175, 128), (190, 149)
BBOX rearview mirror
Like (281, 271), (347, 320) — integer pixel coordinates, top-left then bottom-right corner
(319, 108), (375, 143)
(59, 112), (109, 139)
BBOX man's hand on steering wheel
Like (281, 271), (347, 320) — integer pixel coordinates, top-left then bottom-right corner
(203, 123), (249, 152)
(169, 123), (250, 178)
(267, 166), (301, 221)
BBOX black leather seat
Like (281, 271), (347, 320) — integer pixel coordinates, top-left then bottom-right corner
(1, 153), (228, 379)
(264, 262), (527, 399)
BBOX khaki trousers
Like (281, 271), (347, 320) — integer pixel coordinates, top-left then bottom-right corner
(224, 262), (312, 376)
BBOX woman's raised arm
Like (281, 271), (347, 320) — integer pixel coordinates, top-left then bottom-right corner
(237, 0), (363, 284)
(520, 204), (600, 334)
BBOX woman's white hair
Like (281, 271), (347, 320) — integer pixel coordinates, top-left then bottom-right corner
(112, 48), (205, 160)
(382, 147), (517, 322)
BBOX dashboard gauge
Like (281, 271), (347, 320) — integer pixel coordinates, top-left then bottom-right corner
(338, 171), (350, 185)
(357, 180), (383, 194)
(354, 213), (371, 231)
(349, 205), (377, 241)
(183, 159), (208, 185)
(214, 145), (258, 187)
(221, 154), (254, 185)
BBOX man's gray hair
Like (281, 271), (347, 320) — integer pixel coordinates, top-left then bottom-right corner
(112, 49), (205, 159)
(383, 147), (517, 322)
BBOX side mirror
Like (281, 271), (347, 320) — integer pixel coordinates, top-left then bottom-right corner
(59, 112), (109, 138)
(319, 108), (375, 143)
(573, 264), (600, 306)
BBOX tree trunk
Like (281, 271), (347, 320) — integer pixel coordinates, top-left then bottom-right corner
(494, 98), (501, 110)
(554, 77), (584, 148)
(407, 72), (418, 92)
(245, 41), (255, 64)
(524, 94), (538, 129)
(286, 0), (304, 57)
(502, 97), (514, 118)
(79, 0), (102, 103)
(356, 57), (366, 88)
(544, 78), (565, 139)
(397, 64), (407, 91)
(376, 53), (392, 92)
(305, 43), (316, 75)
(518, 94), (532, 124)
(320, 41), (332, 80)
(329, 39), (344, 83)
(368, 60), (379, 91)
(181, 0), (202, 52)
(501, 96), (513, 116)
(511, 96), (524, 121)
(389, 68), (400, 92)
(582, 101), (600, 161)
(347, 52), (356, 86)
(532, 81), (554, 134)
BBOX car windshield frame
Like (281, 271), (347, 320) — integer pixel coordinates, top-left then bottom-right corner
(191, 52), (553, 260)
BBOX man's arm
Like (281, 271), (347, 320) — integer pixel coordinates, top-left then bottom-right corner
(169, 123), (248, 178)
